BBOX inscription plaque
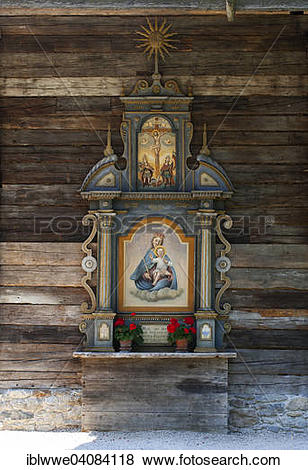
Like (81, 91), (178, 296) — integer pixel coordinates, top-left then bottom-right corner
(141, 324), (168, 345)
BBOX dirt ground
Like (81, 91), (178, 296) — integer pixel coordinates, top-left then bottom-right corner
(1, 430), (307, 450)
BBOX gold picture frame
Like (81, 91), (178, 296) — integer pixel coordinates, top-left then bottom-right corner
(118, 217), (195, 313)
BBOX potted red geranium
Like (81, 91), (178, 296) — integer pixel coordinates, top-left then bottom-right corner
(114, 313), (143, 351)
(167, 316), (196, 352)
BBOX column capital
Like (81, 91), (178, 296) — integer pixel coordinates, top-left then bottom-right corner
(96, 212), (117, 229)
(197, 212), (217, 227)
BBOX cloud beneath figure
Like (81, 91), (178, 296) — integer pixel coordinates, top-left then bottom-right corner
(130, 287), (183, 303)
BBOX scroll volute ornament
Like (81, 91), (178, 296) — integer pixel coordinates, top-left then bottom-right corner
(215, 214), (233, 315)
(81, 213), (98, 314)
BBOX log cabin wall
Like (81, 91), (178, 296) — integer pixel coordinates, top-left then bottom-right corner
(0, 12), (307, 431)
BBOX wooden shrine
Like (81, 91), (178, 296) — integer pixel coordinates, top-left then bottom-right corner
(74, 18), (236, 431)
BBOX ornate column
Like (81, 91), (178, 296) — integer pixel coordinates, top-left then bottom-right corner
(80, 211), (116, 352)
(195, 211), (217, 352)
(97, 212), (116, 312)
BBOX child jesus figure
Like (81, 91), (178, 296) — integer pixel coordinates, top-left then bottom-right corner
(150, 245), (173, 286)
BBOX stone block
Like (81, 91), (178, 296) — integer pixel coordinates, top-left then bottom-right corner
(229, 409), (259, 427)
(286, 397), (308, 411)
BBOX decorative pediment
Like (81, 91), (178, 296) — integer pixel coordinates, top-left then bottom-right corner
(80, 18), (233, 199)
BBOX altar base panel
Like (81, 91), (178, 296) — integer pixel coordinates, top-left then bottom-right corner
(75, 353), (236, 432)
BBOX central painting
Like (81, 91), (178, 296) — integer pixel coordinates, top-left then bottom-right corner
(118, 217), (194, 312)
(137, 116), (176, 189)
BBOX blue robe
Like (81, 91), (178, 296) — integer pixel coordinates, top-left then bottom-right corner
(130, 248), (177, 292)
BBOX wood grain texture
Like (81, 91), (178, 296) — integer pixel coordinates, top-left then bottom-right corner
(1, 13), (308, 400)
(1, 75), (307, 95)
(81, 357), (228, 431)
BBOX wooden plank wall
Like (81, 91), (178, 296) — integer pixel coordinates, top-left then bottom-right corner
(0, 14), (307, 401)
(82, 357), (229, 432)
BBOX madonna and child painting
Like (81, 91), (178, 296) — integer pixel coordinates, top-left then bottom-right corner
(118, 220), (194, 312)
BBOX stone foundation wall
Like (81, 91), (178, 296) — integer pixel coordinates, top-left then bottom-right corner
(0, 389), (82, 431)
(229, 393), (308, 434)
(1, 387), (307, 433)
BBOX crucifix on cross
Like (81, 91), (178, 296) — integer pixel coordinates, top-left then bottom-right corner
(141, 117), (172, 178)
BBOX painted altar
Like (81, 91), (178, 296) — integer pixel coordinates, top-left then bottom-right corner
(79, 18), (234, 354)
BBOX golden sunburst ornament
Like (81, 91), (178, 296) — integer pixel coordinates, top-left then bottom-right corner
(136, 18), (177, 72)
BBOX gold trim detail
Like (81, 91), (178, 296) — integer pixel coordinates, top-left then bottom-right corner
(104, 123), (114, 157)
(81, 213), (98, 314)
(81, 191), (232, 201)
(82, 313), (116, 320)
(200, 122), (211, 156)
(79, 321), (87, 333)
(215, 214), (233, 316)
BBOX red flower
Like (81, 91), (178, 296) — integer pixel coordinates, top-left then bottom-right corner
(184, 316), (194, 326)
(167, 324), (176, 333)
(115, 318), (125, 327)
(131, 312), (136, 316)
(190, 327), (196, 334)
(170, 317), (179, 324)
(184, 328), (189, 334)
(129, 323), (137, 330)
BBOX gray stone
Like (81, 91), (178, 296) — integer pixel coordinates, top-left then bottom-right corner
(267, 426), (282, 433)
(229, 409), (259, 428)
(287, 411), (303, 417)
(230, 399), (246, 407)
(286, 397), (308, 411)
(0, 388), (82, 431)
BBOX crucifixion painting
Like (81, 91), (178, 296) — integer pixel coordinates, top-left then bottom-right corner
(138, 116), (176, 188)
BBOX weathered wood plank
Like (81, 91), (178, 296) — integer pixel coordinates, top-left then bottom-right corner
(229, 245), (308, 268)
(0, 371), (81, 388)
(226, 329), (308, 349)
(2, 265), (307, 289)
(83, 358), (227, 382)
(0, 286), (86, 304)
(228, 268), (308, 290)
(2, 114), (308, 132)
(203, 146), (308, 165)
(192, 96), (308, 115)
(0, 15), (306, 36)
(1, 184), (82, 205)
(0, 242), (83, 265)
(1, 243), (306, 268)
(82, 410), (227, 432)
(229, 349), (308, 375)
(82, 357), (228, 431)
(2, 162), (308, 187)
(2, 184), (307, 209)
(0, 266), (82, 287)
(0, 74), (307, 96)
(0, 305), (81, 325)
(228, 374), (308, 394)
(83, 385), (226, 413)
(0, 14), (307, 25)
(3, 128), (307, 146)
(0, 324), (82, 344)
(0, 345), (80, 372)
(225, 289), (308, 309)
(229, 311), (308, 330)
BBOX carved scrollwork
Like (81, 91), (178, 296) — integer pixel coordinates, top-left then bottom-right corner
(215, 214), (233, 315)
(81, 213), (98, 314)
(185, 121), (193, 156)
(132, 79), (149, 95)
(165, 79), (181, 94)
(120, 120), (129, 163)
